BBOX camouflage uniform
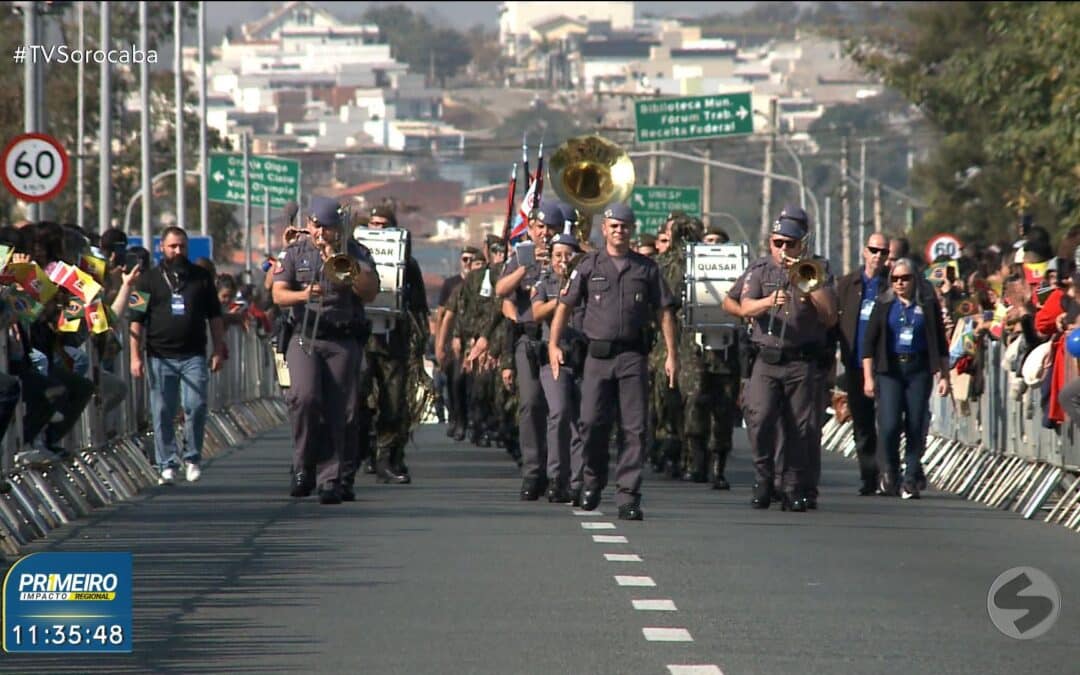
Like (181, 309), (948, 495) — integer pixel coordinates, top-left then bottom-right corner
(450, 262), (505, 445)
(365, 254), (428, 477)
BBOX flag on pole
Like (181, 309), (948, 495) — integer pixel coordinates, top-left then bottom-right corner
(509, 174), (538, 242)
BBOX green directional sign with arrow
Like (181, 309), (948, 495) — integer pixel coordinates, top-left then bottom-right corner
(630, 186), (701, 234)
(635, 92), (753, 143)
(207, 153), (300, 209)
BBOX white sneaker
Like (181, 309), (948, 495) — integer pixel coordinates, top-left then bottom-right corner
(159, 468), (176, 485)
(184, 462), (201, 483)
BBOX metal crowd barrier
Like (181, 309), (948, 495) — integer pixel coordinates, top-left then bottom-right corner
(822, 336), (1080, 534)
(0, 321), (287, 558)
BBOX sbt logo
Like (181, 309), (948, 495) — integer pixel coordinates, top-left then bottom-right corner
(17, 572), (119, 601)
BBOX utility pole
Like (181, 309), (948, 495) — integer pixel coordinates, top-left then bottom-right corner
(873, 181), (883, 231)
(23, 1), (40, 222)
(858, 138), (867, 253)
(760, 97), (777, 243)
(906, 147), (915, 232)
(840, 134), (851, 274)
(140, 2), (151, 246)
(99, 1), (112, 234)
(824, 195), (832, 265)
(702, 143), (711, 227)
(76, 2), (85, 230)
(175, 1), (185, 232)
(243, 133), (252, 280)
(199, 1), (209, 235)
(648, 142), (658, 185)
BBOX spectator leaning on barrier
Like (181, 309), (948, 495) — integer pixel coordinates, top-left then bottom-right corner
(862, 257), (950, 500)
(129, 226), (227, 486)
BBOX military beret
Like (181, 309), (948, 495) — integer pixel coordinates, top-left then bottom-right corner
(308, 196), (342, 227)
(603, 202), (635, 224)
(667, 209), (688, 222)
(706, 224), (730, 241)
(461, 245), (481, 256)
(637, 233), (657, 247)
(369, 204), (397, 226)
(485, 234), (506, 248)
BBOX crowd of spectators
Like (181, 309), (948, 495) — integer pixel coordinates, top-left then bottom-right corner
(0, 220), (279, 471)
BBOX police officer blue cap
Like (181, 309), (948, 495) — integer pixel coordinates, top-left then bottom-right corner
(550, 232), (581, 251)
(536, 199), (564, 228)
(603, 202), (635, 224)
(772, 204), (809, 239)
(309, 196), (341, 227)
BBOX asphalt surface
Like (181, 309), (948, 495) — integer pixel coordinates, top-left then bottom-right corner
(3, 424), (1080, 674)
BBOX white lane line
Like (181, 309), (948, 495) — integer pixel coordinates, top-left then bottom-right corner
(572, 510), (603, 516)
(615, 575), (656, 587)
(581, 522), (616, 530)
(643, 627), (693, 642)
(604, 553), (642, 562)
(592, 535), (628, 543)
(667, 666), (722, 675)
(632, 598), (677, 611)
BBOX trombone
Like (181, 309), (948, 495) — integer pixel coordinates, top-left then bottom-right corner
(296, 217), (362, 354)
(765, 247), (827, 340)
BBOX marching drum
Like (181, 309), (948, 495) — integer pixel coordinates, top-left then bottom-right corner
(684, 243), (750, 350)
(352, 227), (408, 333)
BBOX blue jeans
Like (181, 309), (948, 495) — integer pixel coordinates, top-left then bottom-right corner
(147, 355), (209, 470)
(875, 359), (933, 484)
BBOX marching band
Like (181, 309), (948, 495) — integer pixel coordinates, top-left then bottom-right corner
(273, 137), (842, 518)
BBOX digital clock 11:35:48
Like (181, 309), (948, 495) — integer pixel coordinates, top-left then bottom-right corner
(10, 623), (125, 648)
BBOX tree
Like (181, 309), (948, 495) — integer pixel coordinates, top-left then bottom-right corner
(846, 2), (1080, 244)
(362, 4), (471, 87)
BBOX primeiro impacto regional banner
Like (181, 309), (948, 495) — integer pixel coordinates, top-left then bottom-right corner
(3, 552), (132, 653)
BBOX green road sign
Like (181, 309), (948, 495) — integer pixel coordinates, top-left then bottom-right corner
(207, 153), (300, 209)
(635, 92), (753, 143)
(631, 186), (700, 234)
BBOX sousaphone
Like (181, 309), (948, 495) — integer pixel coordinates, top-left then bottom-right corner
(549, 135), (636, 244)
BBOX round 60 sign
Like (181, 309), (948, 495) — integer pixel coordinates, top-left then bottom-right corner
(2, 133), (70, 203)
(925, 233), (963, 261)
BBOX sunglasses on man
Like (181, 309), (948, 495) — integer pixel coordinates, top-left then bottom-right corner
(771, 238), (800, 250)
(866, 246), (888, 255)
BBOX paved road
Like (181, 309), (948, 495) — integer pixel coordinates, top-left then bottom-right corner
(3, 425), (1079, 674)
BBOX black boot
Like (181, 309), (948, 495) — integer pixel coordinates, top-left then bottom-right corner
(751, 481), (771, 509)
(376, 458), (409, 484)
(711, 448), (730, 490)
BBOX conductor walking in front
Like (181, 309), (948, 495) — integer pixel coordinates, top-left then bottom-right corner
(549, 203), (678, 521)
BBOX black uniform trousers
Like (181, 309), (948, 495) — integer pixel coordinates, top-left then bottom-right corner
(844, 368), (879, 485)
(580, 351), (649, 507)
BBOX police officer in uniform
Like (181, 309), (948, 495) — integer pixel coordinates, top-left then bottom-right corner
(363, 205), (428, 484)
(273, 197), (379, 503)
(739, 205), (837, 512)
(550, 203), (678, 520)
(532, 229), (587, 504)
(495, 200), (563, 500)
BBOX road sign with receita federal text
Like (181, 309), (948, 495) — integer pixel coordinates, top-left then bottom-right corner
(635, 93), (753, 143)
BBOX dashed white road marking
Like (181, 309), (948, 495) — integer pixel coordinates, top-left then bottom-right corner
(615, 575), (656, 587)
(581, 521), (616, 530)
(592, 535), (628, 543)
(632, 598), (677, 611)
(643, 627), (693, 642)
(604, 553), (642, 562)
(667, 666), (722, 674)
(572, 510), (603, 516)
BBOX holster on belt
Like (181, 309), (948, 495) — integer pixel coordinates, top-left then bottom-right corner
(274, 315), (293, 355)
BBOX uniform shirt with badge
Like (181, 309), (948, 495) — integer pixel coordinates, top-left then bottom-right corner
(129, 260), (222, 359)
(272, 237), (373, 329)
(499, 255), (541, 323)
(742, 256), (835, 349)
(534, 272), (584, 345)
(559, 248), (675, 343)
(887, 300), (927, 355)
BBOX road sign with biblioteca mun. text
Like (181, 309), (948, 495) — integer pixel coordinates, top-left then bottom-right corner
(635, 92), (753, 143)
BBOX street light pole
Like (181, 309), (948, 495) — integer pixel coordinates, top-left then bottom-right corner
(125, 170), (202, 236)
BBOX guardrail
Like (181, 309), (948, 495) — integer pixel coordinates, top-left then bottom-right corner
(0, 323), (286, 557)
(823, 337), (1080, 533)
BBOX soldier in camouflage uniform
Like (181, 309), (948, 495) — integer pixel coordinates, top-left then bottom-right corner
(685, 223), (742, 489)
(437, 236), (507, 448)
(362, 206), (429, 484)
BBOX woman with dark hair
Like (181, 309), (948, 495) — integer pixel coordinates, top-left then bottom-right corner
(862, 258), (951, 499)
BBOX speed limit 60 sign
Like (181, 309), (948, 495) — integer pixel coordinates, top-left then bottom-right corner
(2, 133), (70, 203)
(925, 233), (963, 261)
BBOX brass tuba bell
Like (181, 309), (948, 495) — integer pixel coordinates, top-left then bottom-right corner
(549, 135), (636, 244)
